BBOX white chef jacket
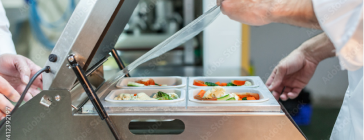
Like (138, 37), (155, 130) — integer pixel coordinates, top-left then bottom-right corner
(312, 0), (363, 140)
(0, 1), (16, 55)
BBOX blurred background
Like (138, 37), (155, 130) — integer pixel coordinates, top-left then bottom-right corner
(1, 0), (347, 139)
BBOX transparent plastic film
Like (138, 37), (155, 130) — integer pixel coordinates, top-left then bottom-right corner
(110, 6), (221, 85)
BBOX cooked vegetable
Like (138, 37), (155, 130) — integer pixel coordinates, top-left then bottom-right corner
(226, 97), (235, 101)
(205, 82), (218, 86)
(217, 95), (230, 101)
(194, 94), (217, 101)
(168, 93), (179, 99)
(244, 81), (252, 86)
(221, 83), (227, 86)
(193, 80), (207, 86)
(227, 82), (237, 86)
(198, 90), (206, 98)
(247, 97), (256, 100)
(231, 80), (246, 86)
(148, 79), (156, 85)
(127, 82), (145, 87)
(242, 97), (247, 100)
(193, 80), (252, 86)
(156, 91), (173, 100)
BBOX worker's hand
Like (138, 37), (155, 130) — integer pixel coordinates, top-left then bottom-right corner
(265, 50), (318, 101)
(218, 0), (319, 28)
(219, 0), (276, 25)
(0, 54), (43, 119)
(266, 33), (335, 101)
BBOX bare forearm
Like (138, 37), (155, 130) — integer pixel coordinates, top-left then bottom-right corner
(270, 0), (320, 29)
(297, 33), (335, 64)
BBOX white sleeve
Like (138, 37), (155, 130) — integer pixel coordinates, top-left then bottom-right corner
(312, 0), (363, 71)
(0, 1), (16, 55)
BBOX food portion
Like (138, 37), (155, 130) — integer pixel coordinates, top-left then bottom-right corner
(127, 78), (168, 87)
(194, 87), (259, 101)
(113, 91), (179, 101)
(193, 80), (252, 87)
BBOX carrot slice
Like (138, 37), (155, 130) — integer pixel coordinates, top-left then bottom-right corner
(215, 82), (221, 86)
(148, 79), (155, 85)
(247, 96), (256, 100)
(197, 90), (206, 98)
(232, 80), (246, 86)
(221, 83), (227, 86)
(194, 80), (207, 86)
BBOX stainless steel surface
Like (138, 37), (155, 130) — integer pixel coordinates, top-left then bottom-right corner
(88, 0), (140, 72)
(43, 0), (123, 90)
(1, 90), (305, 140)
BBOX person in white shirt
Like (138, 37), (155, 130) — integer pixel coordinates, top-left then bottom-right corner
(0, 2), (43, 120)
(218, 0), (363, 139)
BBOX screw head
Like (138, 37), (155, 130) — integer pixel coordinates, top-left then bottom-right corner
(55, 95), (61, 101)
(48, 54), (57, 62)
(68, 55), (75, 62)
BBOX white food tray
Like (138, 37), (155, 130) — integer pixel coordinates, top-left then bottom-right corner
(188, 76), (259, 88)
(116, 76), (186, 89)
(189, 88), (269, 104)
(105, 89), (185, 103)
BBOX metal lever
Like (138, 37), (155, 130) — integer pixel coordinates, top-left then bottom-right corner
(111, 48), (130, 77)
(68, 55), (121, 140)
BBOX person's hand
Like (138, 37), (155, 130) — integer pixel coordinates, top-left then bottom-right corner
(217, 0), (319, 28)
(0, 54), (43, 119)
(266, 33), (335, 100)
(266, 50), (318, 101)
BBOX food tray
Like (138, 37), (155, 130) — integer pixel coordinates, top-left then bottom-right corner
(188, 76), (259, 88)
(189, 88), (269, 104)
(116, 76), (186, 89)
(105, 89), (185, 103)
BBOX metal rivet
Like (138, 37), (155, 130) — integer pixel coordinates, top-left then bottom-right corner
(55, 95), (61, 101)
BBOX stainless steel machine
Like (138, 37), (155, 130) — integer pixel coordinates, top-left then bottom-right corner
(0, 0), (306, 139)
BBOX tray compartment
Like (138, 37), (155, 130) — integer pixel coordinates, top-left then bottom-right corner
(105, 88), (186, 103)
(189, 87), (269, 104)
(188, 76), (259, 88)
(116, 76), (186, 89)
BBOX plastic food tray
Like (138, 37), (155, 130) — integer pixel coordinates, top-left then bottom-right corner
(116, 76), (186, 89)
(188, 76), (259, 88)
(105, 89), (185, 103)
(189, 88), (269, 104)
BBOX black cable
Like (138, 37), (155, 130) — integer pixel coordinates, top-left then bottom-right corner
(0, 66), (51, 130)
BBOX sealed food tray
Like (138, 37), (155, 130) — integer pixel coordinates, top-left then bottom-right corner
(188, 76), (259, 88)
(105, 89), (185, 103)
(189, 88), (269, 104)
(116, 76), (186, 89)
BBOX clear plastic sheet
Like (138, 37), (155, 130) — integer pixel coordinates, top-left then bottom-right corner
(108, 6), (221, 85)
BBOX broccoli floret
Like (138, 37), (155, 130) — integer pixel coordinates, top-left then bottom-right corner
(205, 82), (218, 86)
(227, 82), (237, 86)
(156, 91), (173, 100)
(242, 97), (247, 100)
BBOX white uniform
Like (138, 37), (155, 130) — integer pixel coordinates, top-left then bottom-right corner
(0, 1), (16, 55)
(312, 0), (363, 139)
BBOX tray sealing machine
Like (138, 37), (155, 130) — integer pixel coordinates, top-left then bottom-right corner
(0, 0), (306, 139)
